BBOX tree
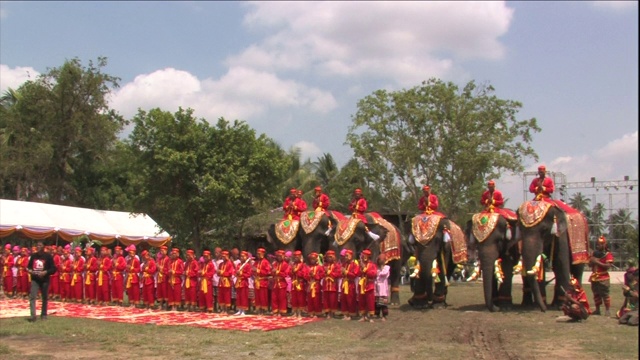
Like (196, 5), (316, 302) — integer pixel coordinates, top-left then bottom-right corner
(568, 192), (591, 215)
(127, 108), (290, 252)
(0, 57), (124, 205)
(588, 202), (606, 240)
(607, 209), (639, 266)
(345, 78), (540, 222)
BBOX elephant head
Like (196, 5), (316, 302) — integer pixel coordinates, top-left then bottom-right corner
(267, 221), (302, 254)
(299, 211), (337, 264)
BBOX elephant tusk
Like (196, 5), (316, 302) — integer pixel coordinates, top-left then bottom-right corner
(431, 259), (441, 283)
(494, 259), (504, 284)
(526, 254), (543, 275)
(513, 258), (523, 275)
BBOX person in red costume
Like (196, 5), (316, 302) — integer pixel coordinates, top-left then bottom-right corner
(217, 250), (235, 314)
(306, 252), (325, 318)
(529, 165), (555, 200)
(48, 246), (61, 300)
(290, 250), (308, 318)
(111, 246), (127, 306)
(84, 247), (98, 304)
(155, 246), (170, 310)
(59, 249), (72, 302)
(322, 250), (342, 319)
(168, 248), (184, 311)
(349, 188), (368, 222)
(2, 244), (14, 297)
(480, 180), (517, 218)
(253, 247), (272, 316)
(271, 249), (291, 316)
(312, 186), (331, 214)
(283, 188), (306, 220)
(141, 250), (157, 310)
(125, 246), (141, 307)
(96, 247), (112, 306)
(560, 276), (591, 322)
(418, 185), (440, 215)
(359, 249), (378, 323)
(340, 249), (360, 320)
(70, 247), (85, 303)
(199, 250), (216, 313)
(184, 249), (200, 311)
(234, 250), (252, 316)
(16, 247), (30, 298)
(590, 236), (614, 316)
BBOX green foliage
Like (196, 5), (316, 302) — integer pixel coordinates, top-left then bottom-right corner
(346, 78), (540, 221)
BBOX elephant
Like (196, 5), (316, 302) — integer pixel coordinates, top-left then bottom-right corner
(266, 218), (303, 254)
(332, 215), (408, 305)
(517, 200), (589, 312)
(298, 210), (346, 263)
(466, 212), (520, 312)
(407, 214), (457, 309)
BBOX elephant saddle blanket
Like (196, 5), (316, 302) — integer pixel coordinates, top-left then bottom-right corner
(376, 218), (401, 263)
(300, 211), (324, 234)
(411, 214), (443, 245)
(566, 213), (590, 264)
(448, 220), (468, 264)
(472, 212), (500, 243)
(335, 217), (360, 246)
(275, 219), (300, 245)
(518, 200), (552, 227)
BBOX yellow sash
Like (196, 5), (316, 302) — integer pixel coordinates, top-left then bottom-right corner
(71, 273), (78, 286)
(201, 278), (208, 293)
(98, 271), (104, 286)
(185, 277), (191, 289)
(85, 274), (92, 285)
(126, 274), (132, 289)
(310, 281), (318, 298)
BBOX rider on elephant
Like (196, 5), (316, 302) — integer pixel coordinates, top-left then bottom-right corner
(283, 188), (307, 221)
(529, 165), (576, 213)
(349, 188), (368, 222)
(481, 180), (517, 219)
(312, 186), (331, 215)
(418, 185), (445, 217)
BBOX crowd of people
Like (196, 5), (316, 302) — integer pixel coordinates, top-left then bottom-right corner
(0, 241), (392, 323)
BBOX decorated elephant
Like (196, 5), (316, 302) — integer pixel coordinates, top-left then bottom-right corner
(467, 212), (519, 312)
(407, 214), (467, 309)
(298, 210), (346, 263)
(266, 218), (303, 254)
(517, 200), (589, 311)
(332, 214), (407, 305)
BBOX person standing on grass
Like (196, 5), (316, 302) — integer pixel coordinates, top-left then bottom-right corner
(84, 247), (98, 305)
(253, 248), (271, 316)
(26, 241), (56, 322)
(71, 247), (85, 303)
(234, 251), (252, 316)
(111, 246), (126, 306)
(358, 249), (377, 323)
(589, 236), (614, 317)
(96, 247), (112, 306)
(59, 248), (72, 302)
(2, 244), (14, 297)
(375, 254), (390, 322)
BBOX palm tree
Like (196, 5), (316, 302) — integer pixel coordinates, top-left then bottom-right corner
(312, 153), (339, 189)
(589, 202), (606, 240)
(568, 192), (591, 215)
(606, 208), (638, 267)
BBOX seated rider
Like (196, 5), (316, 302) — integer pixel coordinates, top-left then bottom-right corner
(418, 185), (440, 215)
(481, 180), (516, 219)
(529, 165), (554, 201)
(312, 186), (330, 214)
(283, 188), (306, 221)
(296, 189), (308, 212)
(349, 188), (368, 222)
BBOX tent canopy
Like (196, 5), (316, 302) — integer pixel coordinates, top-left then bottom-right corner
(0, 199), (171, 247)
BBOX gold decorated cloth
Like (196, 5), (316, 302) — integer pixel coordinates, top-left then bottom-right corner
(566, 213), (590, 264)
(300, 211), (323, 234)
(448, 221), (468, 264)
(411, 214), (442, 246)
(471, 212), (500, 243)
(335, 218), (360, 246)
(377, 218), (401, 263)
(275, 219), (300, 245)
(518, 201), (552, 228)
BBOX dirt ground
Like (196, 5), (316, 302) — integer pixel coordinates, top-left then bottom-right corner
(1, 281), (638, 360)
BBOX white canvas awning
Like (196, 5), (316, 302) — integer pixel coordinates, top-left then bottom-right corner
(0, 199), (171, 247)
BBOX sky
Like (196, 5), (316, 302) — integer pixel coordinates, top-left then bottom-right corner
(1, 1), (638, 210)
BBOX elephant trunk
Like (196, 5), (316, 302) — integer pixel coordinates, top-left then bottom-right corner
(481, 260), (498, 312)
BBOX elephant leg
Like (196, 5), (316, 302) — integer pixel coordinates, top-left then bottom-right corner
(497, 256), (515, 311)
(527, 274), (547, 312)
(550, 235), (572, 309)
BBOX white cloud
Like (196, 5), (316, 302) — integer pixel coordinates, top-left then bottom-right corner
(0, 7), (7, 19)
(592, 1), (638, 11)
(109, 66), (337, 122)
(293, 140), (322, 161)
(233, 2), (514, 86)
(0, 64), (40, 93)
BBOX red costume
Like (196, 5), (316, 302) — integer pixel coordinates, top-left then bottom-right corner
(323, 251), (342, 315)
(84, 250), (98, 303)
(271, 250), (291, 315)
(59, 253), (72, 301)
(156, 247), (170, 304)
(349, 189), (368, 222)
(290, 251), (309, 313)
(283, 188), (307, 221)
(49, 250), (61, 299)
(111, 249), (127, 304)
(562, 278), (591, 320)
(125, 251), (141, 305)
(217, 253), (235, 309)
(312, 186), (331, 215)
(305, 253), (325, 316)
(529, 165), (578, 214)
(359, 250), (378, 319)
(418, 185), (444, 216)
(253, 248), (272, 312)
(590, 236), (614, 313)
(199, 252), (216, 312)
(70, 250), (85, 302)
(481, 181), (517, 219)
(141, 252), (157, 307)
(340, 251), (361, 318)
(184, 250), (200, 308)
(2, 250), (14, 296)
(234, 252), (253, 313)
(17, 249), (30, 297)
(96, 249), (112, 304)
(168, 249), (184, 308)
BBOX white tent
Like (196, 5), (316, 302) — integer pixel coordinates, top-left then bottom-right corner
(0, 199), (171, 247)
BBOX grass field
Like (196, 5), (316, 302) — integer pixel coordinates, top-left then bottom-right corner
(0, 281), (637, 360)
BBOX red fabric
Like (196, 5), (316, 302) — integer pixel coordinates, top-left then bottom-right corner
(306, 263), (324, 316)
(418, 194), (439, 213)
(3, 254), (14, 294)
(322, 261), (341, 312)
(283, 197), (307, 220)
(291, 261), (308, 311)
(562, 288), (591, 318)
(254, 258), (271, 310)
(271, 260), (291, 313)
(156, 256), (169, 301)
(84, 256), (98, 301)
(184, 259), (199, 305)
(529, 176), (555, 199)
(60, 258), (72, 301)
(590, 252), (614, 282)
(341, 261), (360, 316)
(96, 256), (112, 303)
(349, 198), (368, 221)
(217, 259), (234, 306)
(71, 257), (85, 301)
(111, 256), (126, 302)
(312, 193), (331, 213)
(50, 253), (61, 297)
(359, 261), (378, 316)
(168, 258), (184, 306)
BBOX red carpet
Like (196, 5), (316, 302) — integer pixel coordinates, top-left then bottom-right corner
(0, 299), (320, 331)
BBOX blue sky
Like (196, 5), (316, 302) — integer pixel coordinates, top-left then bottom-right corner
(1, 1), (638, 209)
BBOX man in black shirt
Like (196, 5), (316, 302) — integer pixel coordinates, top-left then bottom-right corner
(27, 241), (56, 322)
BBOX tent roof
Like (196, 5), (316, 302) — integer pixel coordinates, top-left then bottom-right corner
(0, 199), (171, 246)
